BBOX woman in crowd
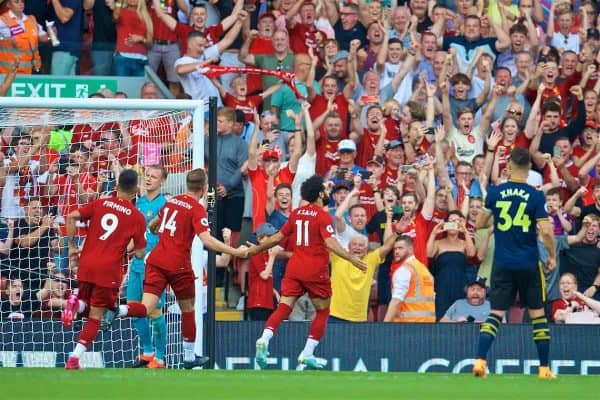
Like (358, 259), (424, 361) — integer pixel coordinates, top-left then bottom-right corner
(112, 0), (153, 76)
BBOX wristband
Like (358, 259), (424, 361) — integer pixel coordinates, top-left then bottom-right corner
(487, 148), (495, 153)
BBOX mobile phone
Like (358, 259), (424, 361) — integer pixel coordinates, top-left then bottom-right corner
(392, 205), (403, 214)
(360, 95), (380, 104)
(400, 165), (413, 173)
(261, 139), (270, 146)
(416, 154), (429, 166)
(361, 170), (373, 180)
(443, 222), (458, 231)
(553, 145), (561, 157)
(336, 167), (348, 179)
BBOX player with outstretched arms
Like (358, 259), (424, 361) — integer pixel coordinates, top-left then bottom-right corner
(246, 175), (367, 369)
(62, 170), (147, 370)
(116, 168), (249, 369)
(472, 147), (557, 379)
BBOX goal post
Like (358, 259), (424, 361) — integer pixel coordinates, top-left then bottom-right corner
(0, 96), (210, 369)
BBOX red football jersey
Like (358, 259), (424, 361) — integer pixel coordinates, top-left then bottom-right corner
(77, 198), (147, 288)
(147, 194), (210, 271)
(279, 204), (335, 281)
(247, 252), (274, 310)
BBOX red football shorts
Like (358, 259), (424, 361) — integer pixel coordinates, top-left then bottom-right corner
(78, 281), (119, 310)
(281, 276), (332, 299)
(144, 262), (196, 300)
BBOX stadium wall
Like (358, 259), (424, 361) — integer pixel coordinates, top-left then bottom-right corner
(1, 321), (599, 374)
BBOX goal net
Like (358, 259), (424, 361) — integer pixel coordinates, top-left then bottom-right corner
(0, 97), (206, 369)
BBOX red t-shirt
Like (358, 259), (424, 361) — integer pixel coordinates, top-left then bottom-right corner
(315, 136), (341, 176)
(127, 116), (177, 166)
(380, 165), (399, 187)
(72, 123), (119, 146)
(288, 23), (325, 55)
(542, 160), (579, 200)
(223, 93), (263, 121)
(551, 296), (586, 321)
(358, 182), (377, 221)
(398, 211), (432, 267)
(247, 252), (274, 309)
(54, 173), (98, 235)
(77, 197), (146, 288)
(310, 94), (349, 136)
(384, 116), (401, 141)
(174, 23), (223, 55)
(149, 4), (177, 42)
(115, 9), (148, 55)
(248, 165), (295, 232)
(279, 204), (335, 281)
(147, 194), (210, 271)
(356, 129), (381, 168)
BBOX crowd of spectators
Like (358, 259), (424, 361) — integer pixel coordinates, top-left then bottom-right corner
(1, 0), (600, 326)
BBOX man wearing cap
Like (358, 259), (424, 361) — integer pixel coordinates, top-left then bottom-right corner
(247, 223), (279, 321)
(247, 108), (303, 233)
(380, 140), (403, 187)
(440, 277), (491, 323)
(327, 2), (367, 51)
(329, 139), (366, 183)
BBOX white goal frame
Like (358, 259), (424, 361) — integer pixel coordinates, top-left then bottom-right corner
(0, 96), (207, 367)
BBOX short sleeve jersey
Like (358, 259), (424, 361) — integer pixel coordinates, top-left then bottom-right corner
(77, 198), (147, 288)
(484, 180), (548, 270)
(147, 194), (210, 271)
(279, 204), (335, 281)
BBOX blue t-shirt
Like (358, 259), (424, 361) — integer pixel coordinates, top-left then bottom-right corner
(130, 194), (167, 273)
(484, 180), (548, 270)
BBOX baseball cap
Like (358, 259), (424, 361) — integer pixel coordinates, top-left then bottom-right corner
(386, 139), (403, 150)
(467, 276), (487, 289)
(258, 11), (276, 21)
(585, 120), (597, 129)
(527, 170), (543, 189)
(332, 180), (351, 194)
(256, 223), (277, 237)
(367, 155), (385, 167)
(333, 50), (350, 64)
(338, 139), (356, 152)
(262, 149), (280, 161)
(588, 27), (600, 40)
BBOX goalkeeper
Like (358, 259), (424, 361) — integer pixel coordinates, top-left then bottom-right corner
(126, 165), (168, 368)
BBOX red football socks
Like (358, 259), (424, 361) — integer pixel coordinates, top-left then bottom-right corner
(308, 307), (329, 341)
(181, 311), (196, 343)
(127, 303), (147, 318)
(77, 317), (100, 347)
(265, 303), (293, 334)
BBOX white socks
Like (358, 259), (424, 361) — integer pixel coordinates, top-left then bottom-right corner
(183, 341), (195, 362)
(260, 329), (274, 345)
(72, 343), (86, 359)
(301, 338), (319, 358)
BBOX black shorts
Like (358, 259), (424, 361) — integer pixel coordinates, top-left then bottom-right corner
(489, 263), (546, 311)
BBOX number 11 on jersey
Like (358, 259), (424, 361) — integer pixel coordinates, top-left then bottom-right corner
(296, 220), (309, 246)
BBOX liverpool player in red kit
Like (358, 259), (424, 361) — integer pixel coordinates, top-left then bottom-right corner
(118, 168), (249, 369)
(63, 170), (147, 370)
(246, 175), (367, 369)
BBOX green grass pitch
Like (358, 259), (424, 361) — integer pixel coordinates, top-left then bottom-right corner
(1, 369), (598, 399)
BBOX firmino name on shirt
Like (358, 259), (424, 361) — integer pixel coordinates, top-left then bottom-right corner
(169, 198), (192, 209)
(103, 200), (132, 215)
(499, 188), (530, 201)
(297, 209), (318, 217)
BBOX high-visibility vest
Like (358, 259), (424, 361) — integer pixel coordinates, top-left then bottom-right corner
(0, 11), (41, 74)
(391, 256), (436, 323)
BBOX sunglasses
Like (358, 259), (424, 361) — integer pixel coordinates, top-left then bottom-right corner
(507, 109), (523, 116)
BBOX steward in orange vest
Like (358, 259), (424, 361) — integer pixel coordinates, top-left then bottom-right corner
(0, 5), (45, 74)
(384, 235), (436, 323)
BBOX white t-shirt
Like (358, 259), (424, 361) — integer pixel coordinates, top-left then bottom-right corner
(391, 258), (414, 301)
(174, 45), (223, 107)
(448, 126), (485, 164)
(336, 223), (360, 249)
(291, 152), (316, 209)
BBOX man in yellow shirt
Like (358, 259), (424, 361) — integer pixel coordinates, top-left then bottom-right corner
(330, 211), (397, 322)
